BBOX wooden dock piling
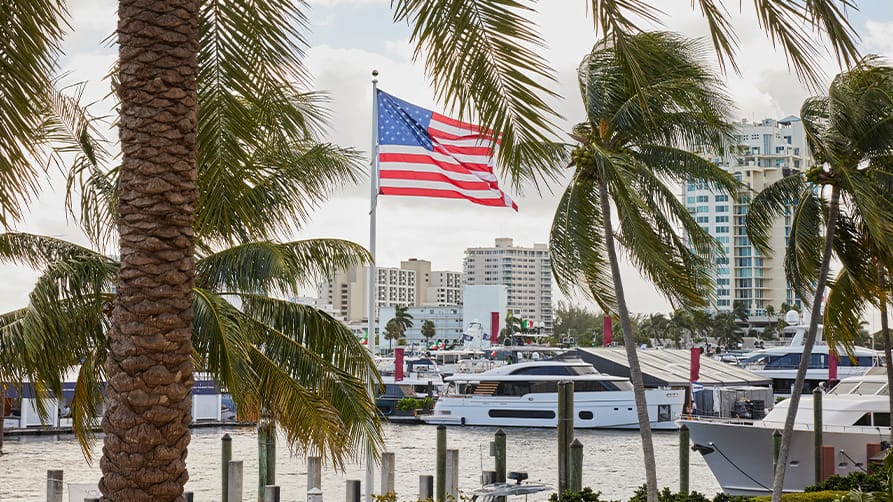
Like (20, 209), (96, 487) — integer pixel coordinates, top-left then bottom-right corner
(346, 479), (361, 502)
(679, 424), (690, 494)
(47, 469), (63, 502)
(228, 460), (244, 502)
(222, 433), (232, 502)
(436, 425), (446, 501)
(419, 475), (434, 500)
(381, 451), (396, 495)
(445, 449), (459, 499)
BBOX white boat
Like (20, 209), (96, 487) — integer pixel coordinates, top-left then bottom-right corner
(423, 356), (685, 429)
(682, 368), (892, 496)
(737, 311), (881, 397)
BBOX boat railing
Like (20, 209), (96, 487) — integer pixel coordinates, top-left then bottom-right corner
(680, 415), (890, 434)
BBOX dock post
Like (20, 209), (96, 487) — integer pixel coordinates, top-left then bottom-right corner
(266, 423), (276, 487)
(307, 455), (322, 494)
(185, 493), (194, 502)
(222, 433), (233, 502)
(265, 485), (281, 502)
(228, 460), (244, 502)
(436, 425), (446, 502)
(679, 424), (690, 494)
(47, 469), (63, 502)
(419, 475), (434, 500)
(381, 451), (396, 495)
(0, 396), (5, 453)
(813, 388), (823, 485)
(446, 449), (459, 500)
(772, 430), (782, 475)
(557, 380), (574, 494)
(495, 428), (507, 483)
(346, 480), (361, 502)
(307, 487), (323, 502)
(569, 439), (583, 493)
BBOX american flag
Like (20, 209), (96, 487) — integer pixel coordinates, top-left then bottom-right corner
(376, 90), (518, 210)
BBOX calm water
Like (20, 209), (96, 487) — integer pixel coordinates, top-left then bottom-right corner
(0, 424), (720, 501)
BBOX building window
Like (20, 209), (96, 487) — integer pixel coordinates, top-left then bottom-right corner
(715, 195), (728, 202)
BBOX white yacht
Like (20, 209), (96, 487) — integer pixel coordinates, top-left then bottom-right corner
(682, 368), (892, 496)
(737, 311), (880, 397)
(423, 357), (685, 429)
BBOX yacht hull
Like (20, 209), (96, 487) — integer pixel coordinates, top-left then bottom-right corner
(425, 389), (684, 429)
(683, 418), (883, 496)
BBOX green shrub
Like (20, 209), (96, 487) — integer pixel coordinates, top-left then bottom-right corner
(628, 485), (712, 502)
(750, 490), (848, 502)
(806, 473), (888, 493)
(395, 397), (434, 411)
(549, 487), (619, 502)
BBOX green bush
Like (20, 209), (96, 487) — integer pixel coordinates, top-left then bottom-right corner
(750, 491), (848, 502)
(395, 397), (434, 411)
(550, 487), (619, 502)
(806, 473), (888, 493)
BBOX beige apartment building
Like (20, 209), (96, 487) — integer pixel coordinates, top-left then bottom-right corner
(463, 238), (553, 334)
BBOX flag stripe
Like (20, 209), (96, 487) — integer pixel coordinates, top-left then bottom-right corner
(380, 169), (495, 191)
(380, 186), (517, 209)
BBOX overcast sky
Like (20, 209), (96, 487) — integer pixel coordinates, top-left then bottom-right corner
(4, 1), (893, 320)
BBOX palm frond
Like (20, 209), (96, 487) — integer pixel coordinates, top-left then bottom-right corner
(391, 0), (565, 188)
(824, 269), (872, 360)
(784, 188), (824, 301)
(745, 174), (808, 254)
(196, 239), (370, 295)
(549, 174), (615, 311)
(0, 0), (68, 227)
(197, 141), (365, 248)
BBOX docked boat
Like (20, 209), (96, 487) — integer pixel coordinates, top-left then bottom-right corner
(682, 368), (892, 496)
(736, 311), (881, 397)
(423, 356), (685, 429)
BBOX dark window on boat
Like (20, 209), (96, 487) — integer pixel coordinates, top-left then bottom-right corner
(511, 366), (572, 376)
(875, 413), (891, 427)
(489, 409), (556, 419)
(574, 381), (634, 392)
(496, 382), (531, 396)
(658, 404), (672, 422)
(854, 413), (872, 426)
(838, 356), (875, 367)
(579, 411), (594, 420)
(530, 381), (559, 394)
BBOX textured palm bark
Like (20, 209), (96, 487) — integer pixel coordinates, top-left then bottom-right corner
(100, 0), (198, 500)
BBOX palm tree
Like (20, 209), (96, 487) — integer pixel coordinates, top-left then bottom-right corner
(550, 32), (738, 502)
(712, 312), (743, 349)
(394, 305), (414, 334)
(420, 319), (436, 344)
(745, 58), (893, 502)
(383, 319), (403, 352)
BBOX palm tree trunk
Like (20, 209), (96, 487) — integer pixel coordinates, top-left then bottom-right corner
(771, 185), (841, 502)
(598, 179), (658, 502)
(100, 1), (199, 500)
(879, 266), (892, 443)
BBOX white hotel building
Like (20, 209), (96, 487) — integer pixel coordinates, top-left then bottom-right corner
(682, 116), (814, 315)
(463, 238), (553, 334)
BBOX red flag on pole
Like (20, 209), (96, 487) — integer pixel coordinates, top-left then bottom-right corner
(828, 351), (838, 383)
(395, 347), (405, 382)
(603, 316), (612, 346)
(690, 347), (701, 382)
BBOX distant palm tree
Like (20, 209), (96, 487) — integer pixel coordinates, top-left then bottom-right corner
(550, 32), (738, 502)
(383, 319), (403, 352)
(394, 305), (414, 334)
(746, 58), (893, 502)
(421, 320), (436, 344)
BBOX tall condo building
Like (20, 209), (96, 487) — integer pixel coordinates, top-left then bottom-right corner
(463, 238), (553, 334)
(682, 116), (813, 315)
(320, 260), (464, 323)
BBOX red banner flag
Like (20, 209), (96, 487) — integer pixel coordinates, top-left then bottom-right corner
(828, 351), (838, 383)
(603, 316), (612, 346)
(690, 347), (701, 382)
(395, 347), (405, 382)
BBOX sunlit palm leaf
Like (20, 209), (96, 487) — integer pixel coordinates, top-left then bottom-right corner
(196, 239), (370, 295)
(391, 0), (565, 189)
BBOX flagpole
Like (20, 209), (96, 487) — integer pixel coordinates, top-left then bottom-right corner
(365, 69), (380, 502)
